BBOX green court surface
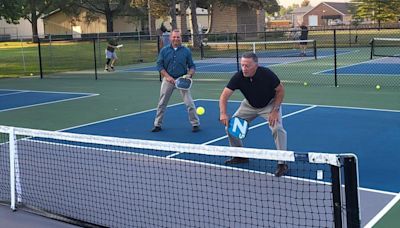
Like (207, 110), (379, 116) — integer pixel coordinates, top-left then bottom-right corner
(0, 44), (399, 226)
(374, 202), (400, 227)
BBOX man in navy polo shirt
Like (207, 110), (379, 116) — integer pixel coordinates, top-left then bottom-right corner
(151, 29), (200, 133)
(219, 52), (288, 177)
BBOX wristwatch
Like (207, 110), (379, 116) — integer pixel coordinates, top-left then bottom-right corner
(273, 106), (280, 112)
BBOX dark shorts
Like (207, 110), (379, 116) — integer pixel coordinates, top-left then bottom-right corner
(299, 37), (308, 45)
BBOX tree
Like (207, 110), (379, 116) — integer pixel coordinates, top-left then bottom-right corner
(301, 0), (310, 7)
(179, 1), (189, 34)
(63, 0), (147, 33)
(0, 0), (61, 41)
(131, 0), (172, 36)
(204, 0), (279, 33)
(0, 0), (24, 24)
(188, 0), (200, 47)
(352, 0), (400, 27)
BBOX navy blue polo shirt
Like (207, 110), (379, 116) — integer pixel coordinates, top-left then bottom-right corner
(226, 66), (280, 108)
(156, 45), (195, 78)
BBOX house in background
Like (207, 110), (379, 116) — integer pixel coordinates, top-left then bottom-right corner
(42, 9), (144, 38)
(156, 7), (209, 34)
(266, 20), (291, 29)
(303, 2), (354, 27)
(288, 5), (313, 26)
(209, 3), (265, 34)
(0, 18), (44, 40)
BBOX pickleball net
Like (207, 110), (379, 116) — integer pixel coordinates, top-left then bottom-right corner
(201, 40), (317, 59)
(0, 125), (360, 227)
(370, 38), (400, 59)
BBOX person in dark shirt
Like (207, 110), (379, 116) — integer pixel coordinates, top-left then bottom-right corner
(160, 23), (171, 48)
(219, 52), (288, 177)
(151, 29), (200, 133)
(105, 37), (119, 72)
(299, 23), (309, 56)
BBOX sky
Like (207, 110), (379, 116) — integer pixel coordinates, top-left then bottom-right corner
(279, 0), (350, 8)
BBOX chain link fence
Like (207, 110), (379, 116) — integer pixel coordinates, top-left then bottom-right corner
(1, 27), (399, 87)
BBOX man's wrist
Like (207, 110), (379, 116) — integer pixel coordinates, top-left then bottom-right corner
(273, 106), (280, 111)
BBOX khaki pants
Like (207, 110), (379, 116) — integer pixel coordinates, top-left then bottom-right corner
(227, 99), (287, 163)
(153, 77), (200, 127)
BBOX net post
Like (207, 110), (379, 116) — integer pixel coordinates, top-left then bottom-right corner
(264, 31), (267, 50)
(157, 35), (162, 82)
(343, 155), (361, 228)
(138, 31), (143, 62)
(313, 40), (317, 59)
(37, 36), (43, 79)
(333, 29), (338, 87)
(9, 127), (16, 210)
(93, 38), (98, 80)
(200, 42), (204, 60)
(370, 38), (374, 60)
(331, 164), (343, 228)
(235, 33), (239, 72)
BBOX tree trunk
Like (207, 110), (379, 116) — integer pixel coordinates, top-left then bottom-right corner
(189, 0), (200, 48)
(104, 2), (113, 33)
(31, 12), (39, 42)
(180, 1), (188, 34)
(170, 0), (177, 29)
(207, 4), (214, 33)
(106, 11), (114, 33)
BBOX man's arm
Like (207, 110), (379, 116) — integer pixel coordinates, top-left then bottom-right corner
(219, 87), (234, 126)
(187, 67), (195, 77)
(269, 83), (285, 127)
(156, 50), (175, 84)
(186, 49), (196, 77)
(107, 42), (118, 49)
(159, 69), (175, 84)
(273, 83), (285, 111)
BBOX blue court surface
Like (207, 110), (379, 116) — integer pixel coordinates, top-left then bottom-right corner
(0, 89), (98, 112)
(317, 57), (400, 75)
(123, 62), (265, 73)
(57, 99), (399, 226)
(124, 49), (353, 73)
(63, 99), (400, 193)
(3, 95), (399, 226)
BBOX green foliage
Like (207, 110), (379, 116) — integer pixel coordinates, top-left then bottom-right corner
(352, 0), (400, 22)
(60, 0), (147, 32)
(1, 0), (62, 41)
(0, 0), (24, 24)
(131, 0), (170, 18)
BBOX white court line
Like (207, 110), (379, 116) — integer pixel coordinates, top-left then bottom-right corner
(58, 99), (252, 132)
(313, 51), (399, 75)
(0, 88), (96, 95)
(166, 105), (318, 158)
(47, 98), (399, 203)
(0, 91), (27, 97)
(364, 192), (400, 228)
(284, 101), (400, 113)
(59, 102), (186, 131)
(0, 91), (99, 113)
(200, 98), (400, 113)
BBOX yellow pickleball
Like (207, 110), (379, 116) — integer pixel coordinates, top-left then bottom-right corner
(196, 106), (205, 115)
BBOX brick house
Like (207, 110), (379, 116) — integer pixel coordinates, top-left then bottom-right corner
(208, 3), (265, 34)
(303, 2), (354, 27)
(42, 9), (143, 37)
(289, 5), (313, 26)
